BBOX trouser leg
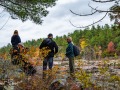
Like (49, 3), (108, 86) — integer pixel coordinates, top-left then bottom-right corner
(48, 57), (53, 70)
(48, 57), (53, 77)
(43, 58), (47, 79)
(69, 57), (74, 75)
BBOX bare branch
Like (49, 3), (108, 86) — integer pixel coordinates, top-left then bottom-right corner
(69, 0), (120, 28)
(70, 9), (98, 16)
(0, 16), (10, 30)
(88, 3), (120, 13)
(69, 12), (108, 28)
(92, 0), (116, 3)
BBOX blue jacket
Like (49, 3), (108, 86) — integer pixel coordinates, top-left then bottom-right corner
(66, 42), (74, 58)
(11, 35), (21, 47)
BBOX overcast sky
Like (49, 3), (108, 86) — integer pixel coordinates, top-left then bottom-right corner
(0, 0), (115, 47)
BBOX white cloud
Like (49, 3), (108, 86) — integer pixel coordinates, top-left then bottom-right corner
(57, 0), (78, 5)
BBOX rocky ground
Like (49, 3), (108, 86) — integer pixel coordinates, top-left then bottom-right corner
(0, 57), (120, 90)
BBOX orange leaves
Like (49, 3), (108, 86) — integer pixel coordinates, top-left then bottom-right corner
(107, 41), (115, 53)
(0, 53), (8, 60)
(28, 46), (38, 57)
(18, 46), (51, 66)
(39, 47), (51, 59)
(29, 58), (36, 66)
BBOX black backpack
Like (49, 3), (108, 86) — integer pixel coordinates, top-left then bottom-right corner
(73, 45), (80, 57)
(45, 38), (52, 45)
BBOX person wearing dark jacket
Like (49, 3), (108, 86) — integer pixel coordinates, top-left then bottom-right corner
(11, 30), (21, 60)
(39, 33), (58, 79)
(11, 30), (21, 48)
(66, 36), (75, 76)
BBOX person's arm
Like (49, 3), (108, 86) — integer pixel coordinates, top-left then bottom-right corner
(11, 36), (13, 44)
(11, 36), (15, 45)
(18, 36), (21, 43)
(39, 42), (43, 49)
(54, 42), (58, 54)
(39, 39), (45, 49)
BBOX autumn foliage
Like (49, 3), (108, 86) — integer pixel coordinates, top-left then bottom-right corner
(107, 41), (115, 53)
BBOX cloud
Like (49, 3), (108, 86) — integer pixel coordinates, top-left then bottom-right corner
(57, 0), (78, 5)
(0, 0), (115, 48)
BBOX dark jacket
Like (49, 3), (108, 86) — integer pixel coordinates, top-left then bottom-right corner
(66, 42), (74, 58)
(39, 38), (58, 57)
(11, 35), (21, 47)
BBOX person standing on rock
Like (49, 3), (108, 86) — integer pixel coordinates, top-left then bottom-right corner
(10, 30), (21, 60)
(39, 33), (58, 79)
(11, 30), (21, 48)
(65, 36), (75, 76)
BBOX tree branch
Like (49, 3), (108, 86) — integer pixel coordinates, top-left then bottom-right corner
(70, 9), (98, 16)
(92, 0), (116, 3)
(7, 0), (31, 11)
(88, 3), (120, 13)
(0, 16), (10, 30)
(0, 3), (18, 15)
(69, 12), (108, 28)
(70, 2), (120, 18)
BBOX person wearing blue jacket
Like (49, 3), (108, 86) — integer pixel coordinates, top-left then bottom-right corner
(11, 30), (21, 48)
(66, 36), (75, 76)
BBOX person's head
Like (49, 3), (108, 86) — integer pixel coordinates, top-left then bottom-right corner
(66, 36), (72, 43)
(18, 43), (24, 48)
(48, 33), (53, 39)
(14, 30), (18, 35)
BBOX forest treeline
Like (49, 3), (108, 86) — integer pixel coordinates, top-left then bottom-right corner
(0, 24), (120, 57)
